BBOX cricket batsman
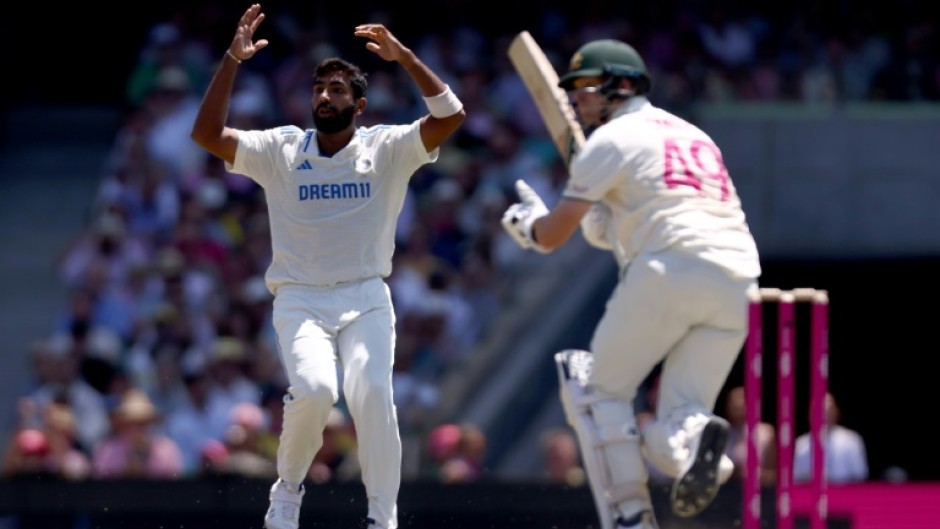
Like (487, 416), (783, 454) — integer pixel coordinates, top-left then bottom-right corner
(502, 38), (761, 529)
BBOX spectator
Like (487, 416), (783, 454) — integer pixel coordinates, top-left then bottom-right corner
(723, 386), (777, 487)
(2, 401), (91, 481)
(2, 428), (54, 478)
(58, 211), (150, 292)
(794, 392), (868, 484)
(126, 22), (209, 107)
(307, 408), (360, 484)
(25, 337), (110, 454)
(449, 423), (487, 483)
(91, 389), (184, 479)
(164, 369), (227, 476)
(539, 427), (585, 487)
(142, 65), (206, 183)
(38, 402), (93, 481)
(212, 402), (278, 479)
(425, 423), (462, 479)
(205, 336), (262, 412)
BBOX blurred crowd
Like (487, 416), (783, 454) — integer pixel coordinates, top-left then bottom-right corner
(4, 1), (930, 484)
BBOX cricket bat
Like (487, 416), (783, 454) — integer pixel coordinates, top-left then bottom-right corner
(507, 31), (586, 167)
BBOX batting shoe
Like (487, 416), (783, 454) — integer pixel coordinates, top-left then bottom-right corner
(718, 453), (734, 484)
(670, 416), (731, 518)
(616, 510), (659, 529)
(264, 479), (305, 529)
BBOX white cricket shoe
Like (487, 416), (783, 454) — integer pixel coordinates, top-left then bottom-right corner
(616, 510), (659, 529)
(670, 416), (730, 518)
(719, 453), (734, 484)
(264, 479), (305, 529)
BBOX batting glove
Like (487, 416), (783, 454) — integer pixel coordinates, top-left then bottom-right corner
(501, 179), (550, 253)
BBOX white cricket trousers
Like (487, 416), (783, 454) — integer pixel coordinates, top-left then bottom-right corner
(272, 278), (401, 529)
(590, 250), (757, 476)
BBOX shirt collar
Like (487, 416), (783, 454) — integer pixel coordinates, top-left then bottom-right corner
(610, 96), (651, 120)
(304, 128), (363, 160)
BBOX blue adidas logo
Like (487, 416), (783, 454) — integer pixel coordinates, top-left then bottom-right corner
(297, 160), (313, 170)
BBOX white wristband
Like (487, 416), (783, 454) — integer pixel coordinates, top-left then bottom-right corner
(423, 85), (463, 118)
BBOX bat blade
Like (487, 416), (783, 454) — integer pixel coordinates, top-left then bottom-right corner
(507, 31), (586, 166)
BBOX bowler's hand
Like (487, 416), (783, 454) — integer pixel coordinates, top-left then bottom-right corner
(230, 3), (269, 61)
(354, 24), (407, 62)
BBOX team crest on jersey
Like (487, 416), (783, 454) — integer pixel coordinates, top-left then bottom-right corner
(356, 158), (373, 175)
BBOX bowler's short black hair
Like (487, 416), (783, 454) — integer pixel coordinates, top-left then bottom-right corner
(314, 58), (368, 100)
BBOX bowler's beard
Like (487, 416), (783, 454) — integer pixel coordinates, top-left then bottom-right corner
(313, 104), (356, 133)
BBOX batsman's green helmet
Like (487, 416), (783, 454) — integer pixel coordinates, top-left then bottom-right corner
(558, 39), (651, 94)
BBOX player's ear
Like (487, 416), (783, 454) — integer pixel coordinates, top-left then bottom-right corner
(356, 97), (367, 115)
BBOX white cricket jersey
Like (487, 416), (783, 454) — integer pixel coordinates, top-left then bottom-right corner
(565, 97), (760, 279)
(227, 120), (437, 292)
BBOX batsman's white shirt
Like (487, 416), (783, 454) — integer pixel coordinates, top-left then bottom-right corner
(228, 120), (437, 292)
(565, 97), (760, 280)
(562, 97), (761, 484)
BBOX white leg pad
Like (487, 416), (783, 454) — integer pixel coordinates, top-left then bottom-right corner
(555, 350), (652, 529)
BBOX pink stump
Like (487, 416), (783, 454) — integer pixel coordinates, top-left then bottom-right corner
(744, 298), (763, 529)
(810, 296), (830, 529)
(777, 295), (796, 529)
